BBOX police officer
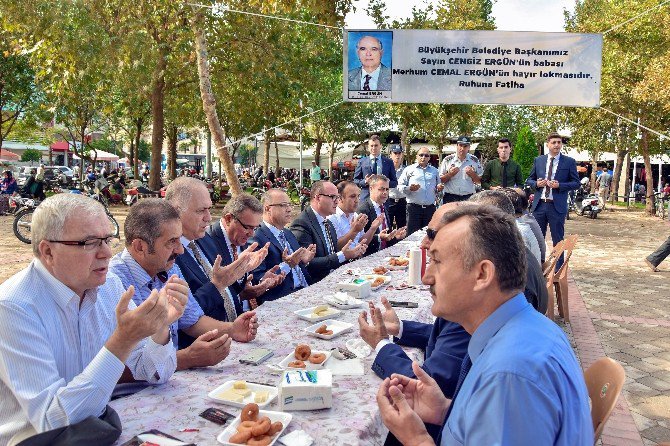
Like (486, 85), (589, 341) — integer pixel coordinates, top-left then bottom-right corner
(387, 144), (407, 229)
(439, 136), (483, 203)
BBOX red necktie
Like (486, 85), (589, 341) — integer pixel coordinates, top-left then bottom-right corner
(380, 204), (387, 249)
(544, 157), (555, 198)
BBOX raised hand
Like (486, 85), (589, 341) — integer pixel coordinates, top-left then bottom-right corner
(358, 302), (389, 348)
(282, 246), (305, 268)
(370, 214), (385, 230)
(343, 239), (367, 260)
(379, 228), (397, 242)
(300, 244), (316, 264)
(231, 311), (259, 342)
(211, 254), (251, 289)
(351, 213), (368, 233)
(161, 274), (190, 325)
(388, 362), (450, 426)
(409, 183), (421, 192)
(115, 286), (169, 343)
(393, 227), (407, 241)
(379, 297), (401, 336)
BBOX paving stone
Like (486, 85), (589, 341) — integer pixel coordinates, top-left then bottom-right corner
(640, 425), (670, 443)
(636, 376), (670, 392)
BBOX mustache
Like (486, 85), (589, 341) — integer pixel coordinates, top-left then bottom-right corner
(168, 253), (179, 261)
(429, 285), (435, 295)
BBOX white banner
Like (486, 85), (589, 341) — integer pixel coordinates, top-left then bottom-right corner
(343, 30), (602, 107)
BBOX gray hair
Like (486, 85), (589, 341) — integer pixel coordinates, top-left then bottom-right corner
(356, 35), (383, 51)
(32, 194), (107, 257)
(261, 188), (286, 207)
(124, 198), (180, 252)
(468, 190), (515, 216)
(440, 204), (526, 294)
(223, 193), (263, 218)
(369, 174), (389, 188)
(165, 176), (206, 213)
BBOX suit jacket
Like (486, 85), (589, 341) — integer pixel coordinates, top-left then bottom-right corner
(347, 64), (392, 91)
(353, 155), (398, 201)
(249, 222), (312, 303)
(175, 233), (243, 328)
(371, 319), (470, 399)
(289, 207), (341, 283)
(356, 198), (395, 256)
(206, 221), (246, 297)
(526, 154), (579, 214)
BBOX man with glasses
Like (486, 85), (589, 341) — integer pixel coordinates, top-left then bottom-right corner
(0, 194), (183, 445)
(250, 189), (316, 302)
(290, 180), (367, 283)
(166, 177), (263, 347)
(398, 147), (442, 235)
(439, 136), (483, 203)
(208, 193), (285, 309)
(110, 199), (251, 370)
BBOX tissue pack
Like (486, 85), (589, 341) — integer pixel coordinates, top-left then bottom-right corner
(278, 369), (333, 411)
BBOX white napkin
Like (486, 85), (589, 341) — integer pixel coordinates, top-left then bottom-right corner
(279, 430), (314, 446)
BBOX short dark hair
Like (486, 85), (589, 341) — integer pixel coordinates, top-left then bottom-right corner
(441, 204), (526, 294)
(501, 188), (524, 215)
(369, 134), (381, 143)
(547, 132), (562, 141)
(498, 138), (512, 147)
(223, 193), (263, 217)
(337, 180), (357, 196)
(468, 190), (515, 216)
(125, 198), (180, 252)
(368, 174), (389, 188)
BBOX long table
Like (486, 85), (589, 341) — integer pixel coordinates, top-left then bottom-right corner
(111, 230), (435, 445)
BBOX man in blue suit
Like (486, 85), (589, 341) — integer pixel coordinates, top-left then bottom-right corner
(250, 189), (316, 303)
(526, 132), (580, 263)
(353, 135), (398, 201)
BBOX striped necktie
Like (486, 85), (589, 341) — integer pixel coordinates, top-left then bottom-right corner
(277, 231), (308, 288)
(189, 240), (238, 320)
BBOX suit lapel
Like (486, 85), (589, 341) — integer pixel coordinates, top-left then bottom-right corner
(261, 223), (284, 253)
(179, 248), (209, 283)
(306, 207), (329, 253)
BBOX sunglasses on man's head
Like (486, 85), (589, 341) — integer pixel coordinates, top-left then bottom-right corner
(426, 227), (437, 240)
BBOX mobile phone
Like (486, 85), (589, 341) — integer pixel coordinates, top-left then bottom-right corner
(388, 300), (419, 308)
(239, 348), (274, 366)
(199, 407), (235, 425)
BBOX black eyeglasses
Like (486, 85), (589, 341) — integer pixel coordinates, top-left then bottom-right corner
(268, 202), (291, 209)
(426, 228), (437, 240)
(319, 193), (340, 202)
(233, 215), (260, 231)
(48, 236), (120, 251)
(418, 154), (431, 158)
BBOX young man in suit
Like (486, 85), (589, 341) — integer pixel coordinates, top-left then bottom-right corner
(356, 174), (406, 256)
(526, 132), (580, 267)
(207, 194), (285, 310)
(250, 189), (316, 302)
(289, 180), (367, 283)
(353, 134), (398, 201)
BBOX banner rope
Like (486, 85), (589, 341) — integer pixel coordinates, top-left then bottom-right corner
(600, 107), (670, 140)
(602, 0), (670, 35)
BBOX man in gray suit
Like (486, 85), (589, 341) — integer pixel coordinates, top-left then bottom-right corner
(348, 35), (392, 91)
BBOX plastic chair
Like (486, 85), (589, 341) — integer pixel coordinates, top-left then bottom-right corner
(584, 357), (625, 444)
(553, 235), (578, 322)
(543, 242), (563, 321)
(543, 239), (566, 278)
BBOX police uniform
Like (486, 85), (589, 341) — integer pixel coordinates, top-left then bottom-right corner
(439, 153), (483, 203)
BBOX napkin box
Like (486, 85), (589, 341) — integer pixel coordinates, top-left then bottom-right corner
(278, 369), (333, 411)
(335, 279), (371, 299)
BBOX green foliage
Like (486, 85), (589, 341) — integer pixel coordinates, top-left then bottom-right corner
(137, 140), (150, 162)
(20, 148), (42, 163)
(513, 126), (537, 181)
(236, 144), (256, 166)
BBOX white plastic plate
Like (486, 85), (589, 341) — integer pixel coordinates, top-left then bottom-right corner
(362, 274), (392, 290)
(304, 319), (354, 340)
(323, 295), (365, 309)
(293, 305), (342, 322)
(278, 349), (332, 370)
(217, 409), (292, 446)
(385, 256), (410, 270)
(208, 380), (278, 408)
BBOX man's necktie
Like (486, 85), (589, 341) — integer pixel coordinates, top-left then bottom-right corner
(380, 204), (388, 250)
(363, 74), (371, 91)
(444, 353), (472, 422)
(277, 231), (308, 288)
(371, 157), (378, 175)
(501, 162), (508, 188)
(232, 247), (257, 310)
(544, 157), (555, 198)
(323, 220), (336, 255)
(189, 240), (237, 320)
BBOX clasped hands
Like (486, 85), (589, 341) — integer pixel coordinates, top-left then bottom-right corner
(281, 244), (316, 268)
(536, 178), (559, 189)
(210, 242), (269, 290)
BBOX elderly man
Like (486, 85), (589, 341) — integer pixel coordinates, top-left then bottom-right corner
(0, 194), (184, 445)
(357, 174), (407, 255)
(165, 177), (261, 347)
(353, 135), (398, 201)
(207, 194), (285, 310)
(347, 35), (392, 91)
(481, 138), (524, 190)
(439, 136), (483, 203)
(398, 147), (442, 235)
(110, 199), (242, 371)
(328, 180), (383, 251)
(290, 180), (367, 283)
(250, 189), (316, 302)
(377, 205), (592, 445)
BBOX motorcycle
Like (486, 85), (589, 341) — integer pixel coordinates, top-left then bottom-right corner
(573, 185), (601, 219)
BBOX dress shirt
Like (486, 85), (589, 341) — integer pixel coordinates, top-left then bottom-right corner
(360, 65), (381, 90)
(216, 226), (250, 312)
(0, 260), (176, 445)
(388, 164), (406, 199)
(541, 153), (561, 200)
(180, 236), (242, 311)
(441, 293), (592, 446)
(310, 166), (321, 181)
(311, 206), (346, 264)
(109, 249), (205, 348)
(327, 206), (364, 246)
(480, 158), (523, 190)
(439, 153), (483, 195)
(397, 163), (440, 205)
(264, 222), (307, 289)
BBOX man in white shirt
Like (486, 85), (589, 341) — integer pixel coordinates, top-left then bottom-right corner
(328, 180), (383, 250)
(0, 194), (186, 445)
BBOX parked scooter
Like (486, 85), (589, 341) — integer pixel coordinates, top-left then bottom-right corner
(573, 184), (601, 219)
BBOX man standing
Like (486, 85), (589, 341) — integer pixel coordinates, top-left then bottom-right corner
(357, 175), (407, 255)
(310, 161), (321, 184)
(595, 164), (612, 209)
(526, 132), (580, 263)
(439, 136), (483, 203)
(290, 180), (367, 283)
(398, 147), (442, 235)
(353, 135), (398, 201)
(0, 194), (183, 445)
(328, 180), (382, 250)
(376, 205), (592, 446)
(480, 138), (524, 190)
(207, 194), (285, 310)
(251, 189), (315, 302)
(347, 35), (392, 91)
(387, 144), (407, 229)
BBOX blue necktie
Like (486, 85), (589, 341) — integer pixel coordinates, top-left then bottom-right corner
(277, 231), (308, 288)
(444, 353), (471, 421)
(372, 157), (378, 175)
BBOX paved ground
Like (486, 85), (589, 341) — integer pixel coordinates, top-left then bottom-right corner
(0, 202), (668, 443)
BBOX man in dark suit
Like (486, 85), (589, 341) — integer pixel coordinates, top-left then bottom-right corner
(356, 174), (406, 256)
(250, 189), (316, 302)
(207, 193), (285, 310)
(353, 134), (398, 201)
(165, 177), (261, 348)
(347, 35), (392, 91)
(289, 180), (367, 283)
(526, 132), (580, 267)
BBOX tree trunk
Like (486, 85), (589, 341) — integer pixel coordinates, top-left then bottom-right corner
(149, 49), (167, 191)
(611, 148), (627, 203)
(263, 131), (270, 173)
(590, 156), (598, 194)
(166, 123), (178, 180)
(134, 117), (142, 179)
(314, 138), (322, 166)
(328, 144), (335, 179)
(401, 122), (409, 158)
(641, 127), (654, 215)
(274, 140), (280, 173)
(193, 13), (242, 196)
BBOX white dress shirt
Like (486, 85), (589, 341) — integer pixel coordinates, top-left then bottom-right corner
(541, 153), (561, 200)
(327, 206), (364, 246)
(0, 260), (176, 445)
(360, 65), (381, 90)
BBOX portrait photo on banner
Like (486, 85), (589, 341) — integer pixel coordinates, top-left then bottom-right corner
(346, 31), (393, 98)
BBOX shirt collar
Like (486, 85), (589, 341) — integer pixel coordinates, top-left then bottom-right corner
(263, 220), (283, 238)
(118, 248), (155, 289)
(548, 153), (561, 161)
(32, 258), (99, 310)
(311, 206), (327, 224)
(467, 293), (529, 362)
(219, 221), (239, 255)
(336, 206), (353, 220)
(361, 64), (381, 80)
(372, 200), (383, 213)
